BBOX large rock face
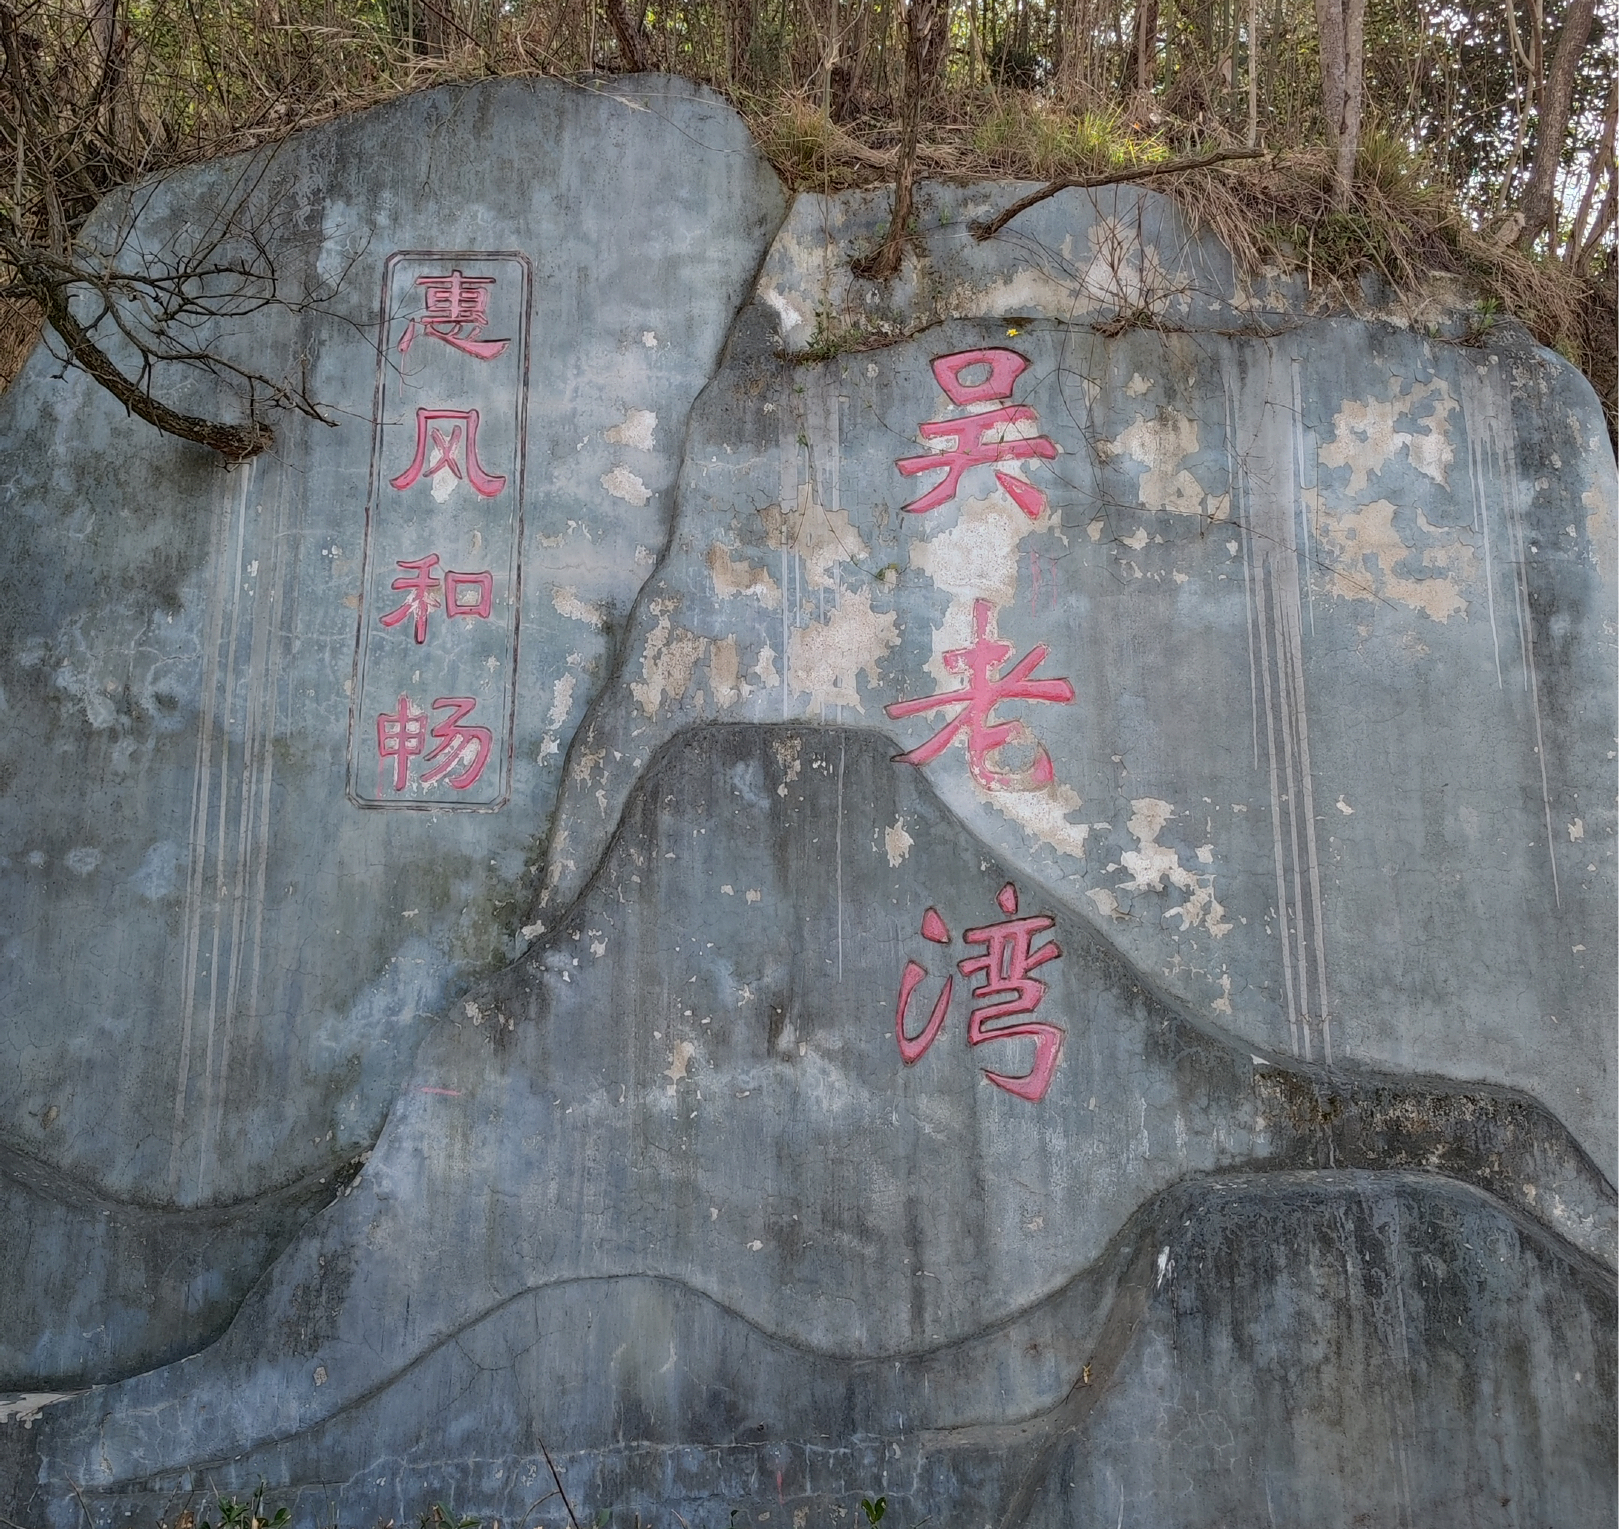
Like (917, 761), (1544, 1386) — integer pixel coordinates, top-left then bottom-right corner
(2, 78), (1613, 1529)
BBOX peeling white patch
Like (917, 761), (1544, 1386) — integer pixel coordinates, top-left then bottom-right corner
(630, 614), (705, 718)
(1100, 412), (1227, 521)
(707, 544), (782, 608)
(1318, 378), (1457, 493)
(665, 1040), (696, 1088)
(980, 777), (1090, 863)
(1336, 795), (1354, 814)
(1122, 525), (1150, 551)
(642, 330), (658, 348)
(551, 587), (605, 627)
(884, 818), (914, 867)
(1119, 798), (1230, 936)
(1317, 499), (1474, 622)
(604, 408), (657, 451)
(1568, 818), (1585, 841)
(753, 643), (780, 689)
(601, 466), (652, 506)
(708, 636), (744, 708)
(1086, 887), (1126, 921)
(547, 675), (577, 731)
(787, 586), (898, 712)
(1125, 372), (1152, 396)
(763, 491), (870, 590)
(64, 847), (101, 875)
(745, 888), (761, 904)
(1211, 973), (1233, 1015)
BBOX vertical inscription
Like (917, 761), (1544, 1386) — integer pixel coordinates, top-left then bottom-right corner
(348, 253), (531, 809)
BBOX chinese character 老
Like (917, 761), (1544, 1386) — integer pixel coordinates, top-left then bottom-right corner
(885, 598), (1074, 791)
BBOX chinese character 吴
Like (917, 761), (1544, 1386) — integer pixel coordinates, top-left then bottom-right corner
(376, 694), (492, 793)
(390, 408), (506, 498)
(378, 555), (493, 643)
(896, 348), (1058, 519)
(894, 883), (1065, 1102)
(398, 271), (510, 360)
(885, 598), (1074, 791)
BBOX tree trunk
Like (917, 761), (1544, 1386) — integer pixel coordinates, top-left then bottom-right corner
(1132, 0), (1159, 92)
(1517, 0), (1599, 249)
(1314, 0), (1365, 201)
(857, 0), (944, 281)
(603, 0), (652, 71)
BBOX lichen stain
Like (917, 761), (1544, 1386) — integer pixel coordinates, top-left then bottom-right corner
(1119, 797), (1231, 936)
(630, 611), (706, 717)
(1100, 411), (1228, 521)
(1318, 379), (1457, 494)
(786, 587), (899, 712)
(707, 544), (783, 609)
(1316, 498), (1475, 622)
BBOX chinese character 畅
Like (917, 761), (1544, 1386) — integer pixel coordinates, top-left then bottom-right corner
(894, 883), (1065, 1101)
(375, 694), (492, 793)
(885, 598), (1074, 791)
(896, 348), (1057, 519)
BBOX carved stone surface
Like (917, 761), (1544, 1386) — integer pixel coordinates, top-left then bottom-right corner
(2, 76), (1613, 1529)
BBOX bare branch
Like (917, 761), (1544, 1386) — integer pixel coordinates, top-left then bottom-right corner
(970, 148), (1267, 242)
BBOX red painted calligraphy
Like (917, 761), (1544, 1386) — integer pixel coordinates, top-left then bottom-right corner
(378, 555), (493, 643)
(398, 271), (509, 360)
(895, 348), (1057, 519)
(959, 882), (1064, 1102)
(375, 695), (492, 793)
(884, 598), (1074, 790)
(390, 408), (507, 497)
(893, 882), (1065, 1101)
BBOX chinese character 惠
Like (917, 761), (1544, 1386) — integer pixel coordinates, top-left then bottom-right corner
(390, 408), (507, 498)
(398, 271), (510, 360)
(885, 598), (1074, 791)
(375, 694), (492, 793)
(378, 555), (493, 643)
(895, 348), (1057, 519)
(893, 883), (1065, 1101)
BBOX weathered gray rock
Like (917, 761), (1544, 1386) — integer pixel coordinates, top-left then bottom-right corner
(0, 75), (783, 1383)
(2, 81), (1614, 1529)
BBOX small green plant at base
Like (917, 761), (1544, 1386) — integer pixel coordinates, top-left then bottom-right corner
(419, 1506), (480, 1529)
(860, 1496), (886, 1527)
(198, 1483), (291, 1529)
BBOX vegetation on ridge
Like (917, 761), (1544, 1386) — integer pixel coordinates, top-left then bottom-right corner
(0, 0), (1612, 449)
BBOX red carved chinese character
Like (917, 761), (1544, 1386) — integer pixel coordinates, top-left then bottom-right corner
(444, 570), (493, 621)
(390, 409), (506, 498)
(896, 348), (1057, 519)
(398, 272), (509, 360)
(420, 696), (492, 790)
(885, 598), (1075, 790)
(379, 555), (442, 644)
(895, 905), (954, 1063)
(959, 881), (1064, 1102)
(894, 883), (1065, 1101)
(376, 694), (429, 792)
